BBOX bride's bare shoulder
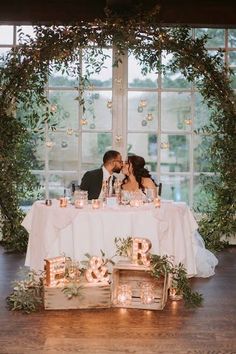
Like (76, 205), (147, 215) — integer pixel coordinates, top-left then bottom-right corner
(142, 177), (156, 188)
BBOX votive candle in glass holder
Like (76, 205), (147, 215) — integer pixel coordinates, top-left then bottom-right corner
(91, 199), (101, 209)
(59, 197), (68, 207)
(153, 196), (161, 208)
(117, 284), (132, 306)
(140, 282), (155, 305)
(74, 198), (85, 209)
(169, 286), (183, 301)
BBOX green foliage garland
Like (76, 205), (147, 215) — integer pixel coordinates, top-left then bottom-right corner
(0, 5), (235, 252)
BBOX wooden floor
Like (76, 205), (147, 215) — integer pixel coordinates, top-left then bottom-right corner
(0, 246), (236, 354)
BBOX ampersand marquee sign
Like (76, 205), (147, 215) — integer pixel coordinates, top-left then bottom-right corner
(85, 256), (110, 283)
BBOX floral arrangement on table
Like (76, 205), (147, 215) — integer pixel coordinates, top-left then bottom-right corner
(6, 237), (203, 313)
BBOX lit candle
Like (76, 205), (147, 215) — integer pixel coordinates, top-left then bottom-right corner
(140, 282), (155, 305)
(117, 284), (132, 305)
(91, 199), (101, 209)
(59, 197), (68, 207)
(74, 199), (85, 209)
(169, 287), (183, 301)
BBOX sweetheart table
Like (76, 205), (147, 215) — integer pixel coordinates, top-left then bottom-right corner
(22, 199), (203, 277)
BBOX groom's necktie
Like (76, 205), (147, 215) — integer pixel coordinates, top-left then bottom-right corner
(107, 176), (112, 196)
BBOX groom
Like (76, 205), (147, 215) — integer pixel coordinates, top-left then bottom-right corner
(80, 150), (123, 200)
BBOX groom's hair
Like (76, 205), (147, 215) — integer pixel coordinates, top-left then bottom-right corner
(103, 150), (120, 164)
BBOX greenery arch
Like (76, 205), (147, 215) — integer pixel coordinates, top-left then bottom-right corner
(0, 6), (235, 252)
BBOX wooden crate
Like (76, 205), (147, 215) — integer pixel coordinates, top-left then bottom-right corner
(44, 281), (111, 310)
(112, 262), (168, 310)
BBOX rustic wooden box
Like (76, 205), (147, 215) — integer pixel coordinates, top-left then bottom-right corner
(112, 262), (168, 310)
(44, 281), (111, 310)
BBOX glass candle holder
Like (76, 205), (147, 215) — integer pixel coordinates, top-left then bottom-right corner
(153, 196), (161, 208)
(59, 197), (68, 207)
(169, 287), (183, 301)
(91, 199), (101, 209)
(74, 198), (85, 209)
(140, 282), (155, 305)
(117, 284), (132, 305)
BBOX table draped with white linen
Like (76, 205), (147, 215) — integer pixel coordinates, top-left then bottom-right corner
(22, 199), (218, 277)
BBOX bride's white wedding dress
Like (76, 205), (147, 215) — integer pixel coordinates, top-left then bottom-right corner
(194, 231), (218, 278)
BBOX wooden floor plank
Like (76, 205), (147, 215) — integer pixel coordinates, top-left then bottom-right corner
(0, 246), (236, 354)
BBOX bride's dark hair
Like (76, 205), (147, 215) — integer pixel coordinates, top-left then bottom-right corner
(122, 154), (157, 192)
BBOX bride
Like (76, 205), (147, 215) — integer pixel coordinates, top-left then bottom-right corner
(121, 154), (157, 198)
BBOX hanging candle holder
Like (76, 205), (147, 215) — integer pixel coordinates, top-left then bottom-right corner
(107, 100), (112, 109)
(80, 118), (88, 126)
(146, 113), (153, 121)
(66, 128), (74, 136)
(50, 104), (57, 113)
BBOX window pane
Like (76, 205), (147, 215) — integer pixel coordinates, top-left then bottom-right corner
(83, 90), (112, 130)
(34, 139), (46, 170)
(0, 48), (11, 67)
(49, 90), (79, 129)
(82, 48), (112, 88)
(229, 51), (236, 66)
(82, 132), (112, 171)
(20, 173), (45, 207)
(161, 175), (190, 203)
(193, 135), (213, 172)
(128, 53), (158, 88)
(161, 134), (190, 172)
(49, 64), (79, 87)
(0, 26), (14, 44)
(16, 26), (35, 44)
(228, 29), (236, 48)
(48, 173), (79, 199)
(194, 93), (211, 129)
(127, 133), (158, 172)
(47, 131), (79, 170)
(162, 53), (190, 89)
(161, 92), (192, 131)
(195, 28), (225, 48)
(230, 68), (236, 89)
(128, 92), (157, 131)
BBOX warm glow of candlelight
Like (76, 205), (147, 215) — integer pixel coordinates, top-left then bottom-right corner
(91, 199), (101, 209)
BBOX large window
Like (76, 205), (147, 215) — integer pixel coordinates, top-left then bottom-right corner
(1, 26), (235, 208)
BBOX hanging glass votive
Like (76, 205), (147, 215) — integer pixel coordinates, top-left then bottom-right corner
(146, 113), (153, 121)
(80, 118), (88, 126)
(184, 119), (192, 125)
(45, 141), (54, 148)
(61, 140), (68, 149)
(107, 100), (112, 109)
(90, 123), (96, 129)
(66, 128), (74, 136)
(137, 106), (143, 113)
(141, 119), (147, 127)
(50, 104), (57, 113)
(139, 99), (147, 108)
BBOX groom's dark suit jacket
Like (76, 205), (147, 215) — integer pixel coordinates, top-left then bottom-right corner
(80, 168), (116, 200)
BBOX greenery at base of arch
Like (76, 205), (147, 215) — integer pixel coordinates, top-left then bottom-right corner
(0, 6), (235, 252)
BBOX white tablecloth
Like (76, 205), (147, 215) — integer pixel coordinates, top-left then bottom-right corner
(23, 199), (217, 277)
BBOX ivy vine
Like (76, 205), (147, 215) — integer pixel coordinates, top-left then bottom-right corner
(0, 5), (235, 252)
